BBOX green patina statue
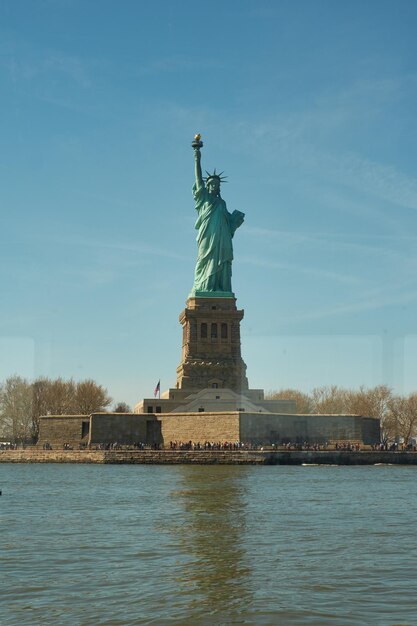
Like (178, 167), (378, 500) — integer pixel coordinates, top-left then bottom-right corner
(190, 134), (245, 298)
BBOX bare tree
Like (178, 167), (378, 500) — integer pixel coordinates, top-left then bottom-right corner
(310, 385), (352, 414)
(31, 377), (77, 439)
(266, 388), (312, 413)
(347, 385), (394, 440)
(0, 375), (33, 442)
(113, 402), (131, 413)
(31, 378), (50, 440)
(47, 378), (76, 414)
(73, 379), (112, 414)
(388, 393), (417, 444)
(1, 376), (113, 441)
(269, 385), (395, 440)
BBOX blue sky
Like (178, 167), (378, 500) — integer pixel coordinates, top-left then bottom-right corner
(1, 0), (417, 407)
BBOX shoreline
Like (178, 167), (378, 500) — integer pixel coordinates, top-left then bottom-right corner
(1, 449), (417, 465)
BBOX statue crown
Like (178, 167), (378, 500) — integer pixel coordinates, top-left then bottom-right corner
(204, 168), (228, 184)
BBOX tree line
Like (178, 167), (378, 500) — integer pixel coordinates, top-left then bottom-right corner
(266, 385), (417, 444)
(2, 376), (415, 445)
(0, 375), (130, 443)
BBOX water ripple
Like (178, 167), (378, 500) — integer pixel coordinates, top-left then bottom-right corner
(1, 464), (416, 625)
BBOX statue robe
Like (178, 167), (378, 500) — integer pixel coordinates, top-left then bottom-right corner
(191, 183), (244, 294)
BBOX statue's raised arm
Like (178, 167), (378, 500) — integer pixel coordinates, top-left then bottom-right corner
(189, 134), (245, 298)
(192, 134), (204, 190)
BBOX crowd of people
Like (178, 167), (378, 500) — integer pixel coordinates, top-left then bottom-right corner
(95, 442), (149, 450)
(278, 442), (330, 451)
(169, 440), (251, 450)
(371, 441), (417, 451)
(5, 440), (417, 452)
(334, 442), (361, 451)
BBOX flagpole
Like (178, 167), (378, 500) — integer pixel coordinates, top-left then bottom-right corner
(159, 381), (161, 400)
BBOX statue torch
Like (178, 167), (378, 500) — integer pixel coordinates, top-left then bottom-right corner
(191, 133), (203, 150)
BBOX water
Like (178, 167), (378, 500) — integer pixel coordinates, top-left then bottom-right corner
(1, 464), (416, 626)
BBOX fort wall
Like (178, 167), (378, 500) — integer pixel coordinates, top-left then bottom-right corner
(38, 415), (87, 447)
(38, 411), (380, 448)
(159, 411), (240, 444)
(1, 448), (416, 465)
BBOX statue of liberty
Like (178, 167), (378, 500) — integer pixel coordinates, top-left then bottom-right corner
(190, 135), (245, 297)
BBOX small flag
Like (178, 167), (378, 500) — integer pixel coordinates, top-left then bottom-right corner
(154, 380), (160, 398)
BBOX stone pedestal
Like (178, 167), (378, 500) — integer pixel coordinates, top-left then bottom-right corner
(176, 297), (249, 392)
